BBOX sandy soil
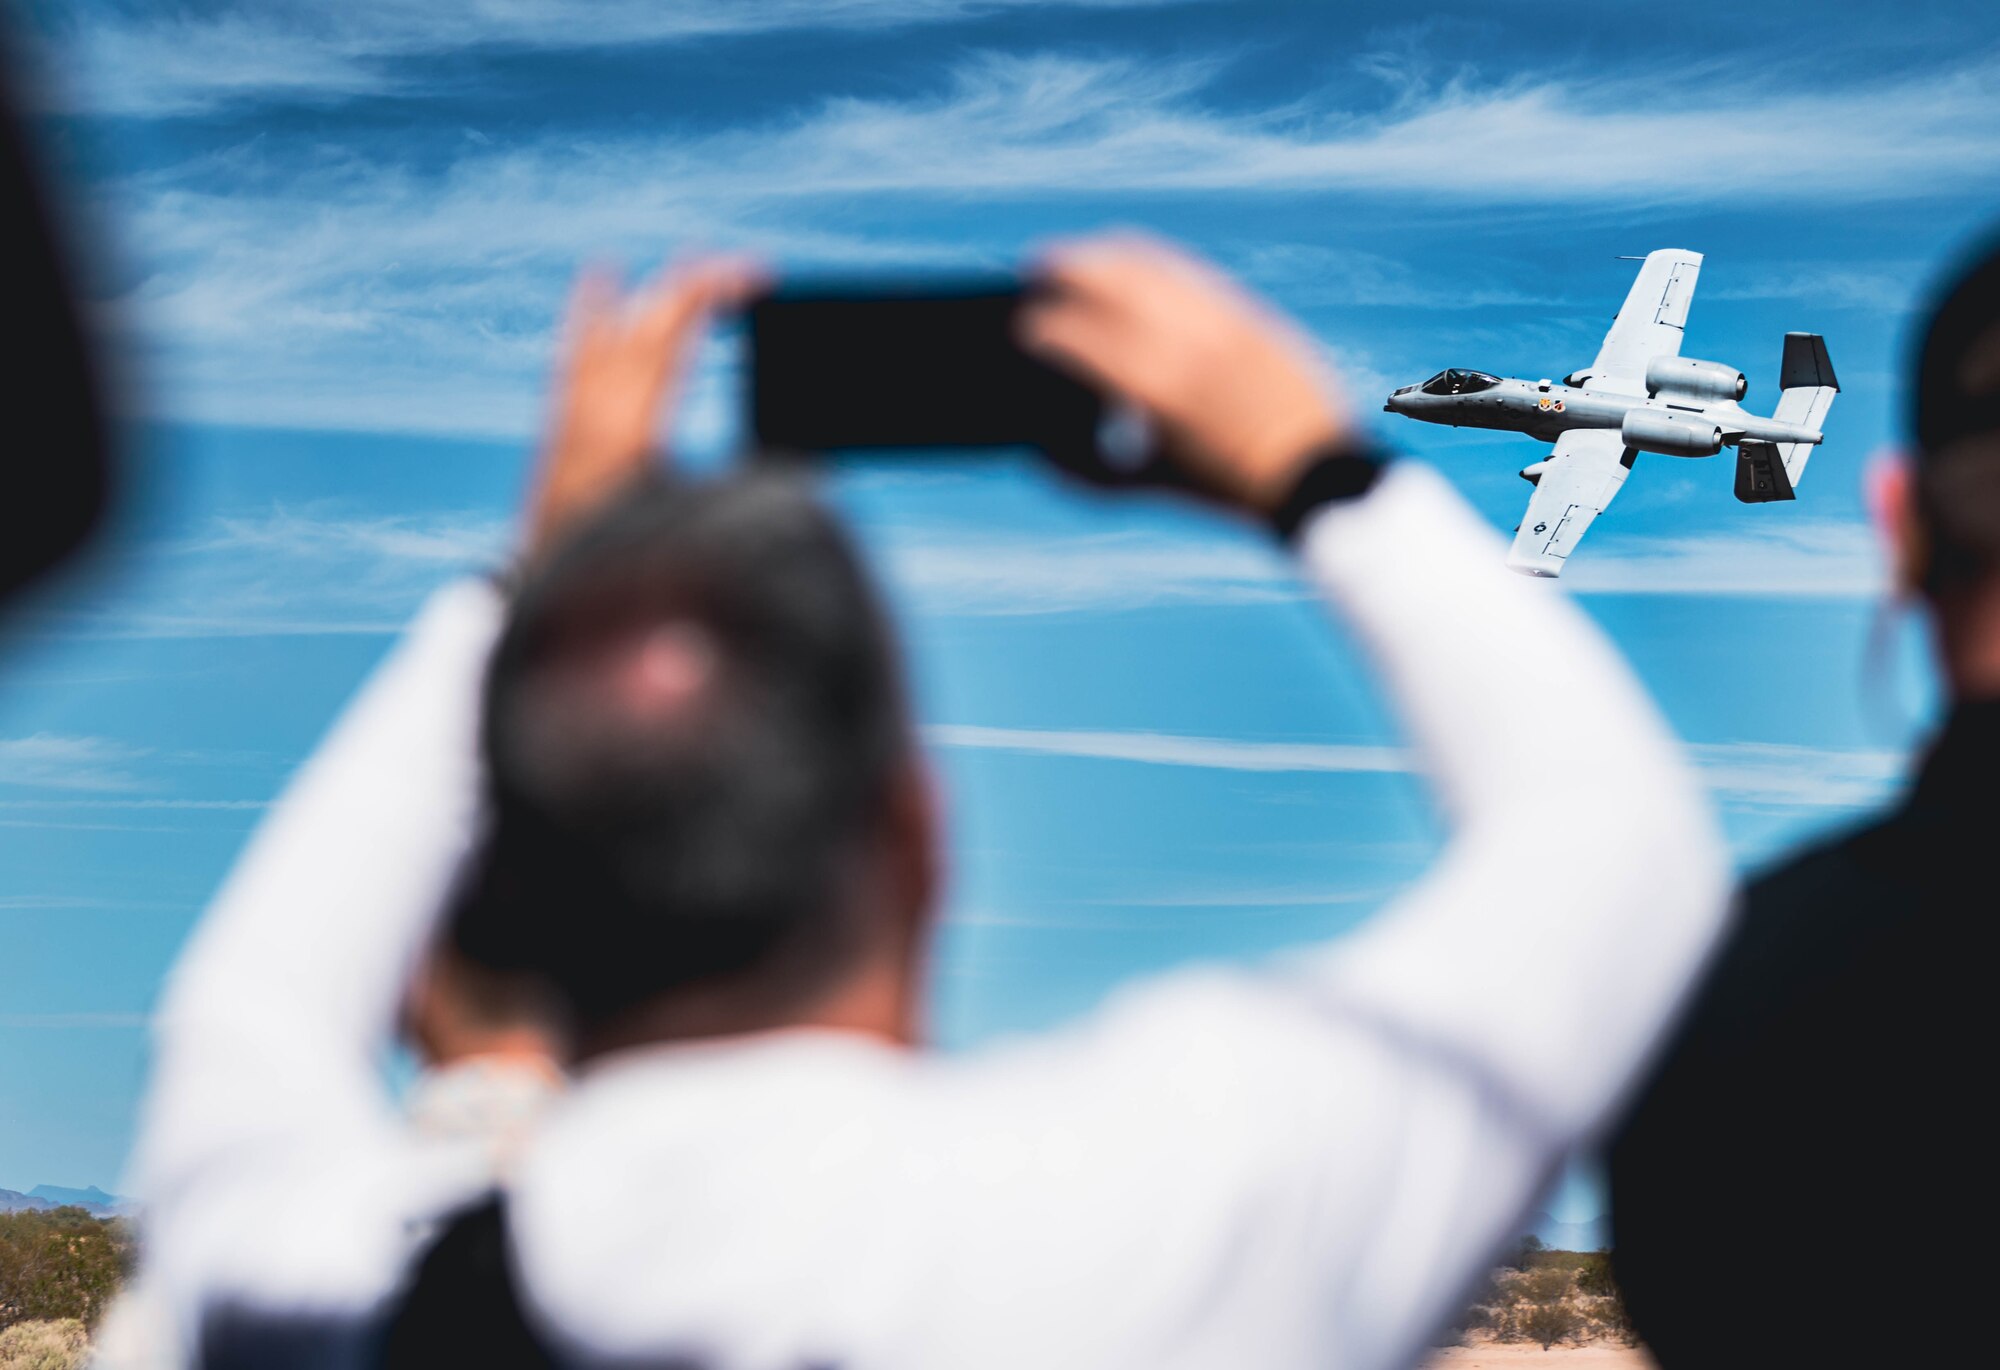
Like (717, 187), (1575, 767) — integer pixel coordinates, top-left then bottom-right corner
(1421, 1345), (1658, 1370)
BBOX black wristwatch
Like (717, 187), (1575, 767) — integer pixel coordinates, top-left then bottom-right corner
(1268, 435), (1394, 542)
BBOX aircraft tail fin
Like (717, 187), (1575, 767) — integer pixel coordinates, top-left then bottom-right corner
(1747, 332), (1837, 498)
(1779, 331), (1838, 394)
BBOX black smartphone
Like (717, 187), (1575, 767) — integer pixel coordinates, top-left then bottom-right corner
(747, 278), (1103, 460)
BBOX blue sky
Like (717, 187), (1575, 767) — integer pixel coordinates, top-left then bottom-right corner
(3, 1), (1998, 1221)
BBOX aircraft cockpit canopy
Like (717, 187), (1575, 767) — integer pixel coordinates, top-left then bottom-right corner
(1420, 369), (1501, 396)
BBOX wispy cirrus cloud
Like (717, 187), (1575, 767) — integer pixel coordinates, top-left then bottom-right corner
(875, 512), (1886, 615)
(0, 895), (176, 911)
(0, 1013), (150, 1030)
(93, 47), (2000, 436)
(181, 509), (507, 567)
(1688, 741), (1904, 810)
(947, 887), (1386, 930)
(0, 736), (274, 816)
(926, 723), (1407, 771)
(573, 48), (1999, 204)
(0, 799), (265, 812)
(1233, 242), (1569, 312)
(32, 501), (1879, 640)
(31, 507), (508, 640)
(1704, 266), (1926, 314)
(879, 527), (1302, 615)
(1563, 520), (1887, 598)
(0, 735), (152, 792)
(37, 500), (1282, 636)
(1074, 885), (1392, 909)
(46, 1), (1193, 116)
(924, 721), (1907, 812)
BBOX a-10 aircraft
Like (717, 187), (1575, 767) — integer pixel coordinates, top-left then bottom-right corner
(1384, 249), (1839, 576)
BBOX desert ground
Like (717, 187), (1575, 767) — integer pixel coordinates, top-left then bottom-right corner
(1422, 1345), (1658, 1369)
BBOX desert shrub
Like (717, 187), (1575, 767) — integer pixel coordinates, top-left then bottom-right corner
(0, 1319), (88, 1370)
(0, 1210), (132, 1331)
(1518, 1248), (1610, 1278)
(1575, 1252), (1617, 1297)
(1431, 1264), (1510, 1347)
(1432, 1295), (1502, 1346)
(1450, 1245), (1633, 1349)
(1517, 1266), (1574, 1305)
(1594, 1294), (1641, 1346)
(1569, 1254), (1639, 1343)
(1520, 1300), (1583, 1350)
(1463, 1268), (1508, 1311)
(1506, 1234), (1545, 1271)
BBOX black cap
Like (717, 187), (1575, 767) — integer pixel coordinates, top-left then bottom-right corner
(1914, 231), (2000, 461)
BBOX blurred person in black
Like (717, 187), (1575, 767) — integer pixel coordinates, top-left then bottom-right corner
(0, 43), (111, 612)
(1609, 235), (2000, 1367)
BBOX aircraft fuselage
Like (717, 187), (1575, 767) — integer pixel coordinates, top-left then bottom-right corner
(1383, 374), (1823, 452)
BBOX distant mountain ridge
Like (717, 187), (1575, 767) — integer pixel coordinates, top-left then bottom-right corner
(0, 1183), (130, 1218)
(1531, 1208), (1610, 1253)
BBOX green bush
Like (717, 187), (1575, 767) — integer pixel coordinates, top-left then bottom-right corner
(0, 1210), (133, 1332)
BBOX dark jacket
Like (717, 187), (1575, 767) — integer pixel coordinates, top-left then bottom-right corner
(1608, 698), (1997, 1367)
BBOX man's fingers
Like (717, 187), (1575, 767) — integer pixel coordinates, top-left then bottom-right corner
(562, 266), (621, 352)
(632, 255), (769, 350)
(1030, 232), (1201, 313)
(530, 252), (771, 560)
(689, 254), (771, 311)
(1018, 300), (1151, 400)
(1031, 250), (1152, 320)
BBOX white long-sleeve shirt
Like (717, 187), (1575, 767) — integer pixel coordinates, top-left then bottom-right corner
(130, 465), (1729, 1369)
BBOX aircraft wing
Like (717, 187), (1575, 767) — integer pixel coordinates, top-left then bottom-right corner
(1584, 249), (1702, 391)
(1506, 429), (1635, 577)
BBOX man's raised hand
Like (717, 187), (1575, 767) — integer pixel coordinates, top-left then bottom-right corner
(527, 256), (763, 559)
(1020, 235), (1355, 512)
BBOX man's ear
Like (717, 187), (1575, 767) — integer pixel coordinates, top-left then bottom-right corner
(402, 950), (453, 1063)
(884, 754), (944, 934)
(404, 945), (572, 1068)
(1866, 450), (1928, 598)
(862, 753), (944, 1047)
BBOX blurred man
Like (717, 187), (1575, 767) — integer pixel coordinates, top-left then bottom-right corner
(1610, 236), (2000, 1367)
(133, 240), (1729, 1370)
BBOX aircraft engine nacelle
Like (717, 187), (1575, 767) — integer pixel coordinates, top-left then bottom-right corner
(1622, 409), (1724, 457)
(1645, 356), (1747, 402)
